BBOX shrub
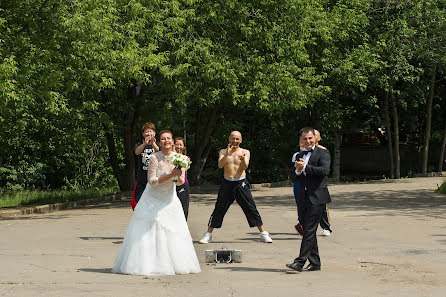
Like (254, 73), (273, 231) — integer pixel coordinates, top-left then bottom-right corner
(435, 182), (446, 194)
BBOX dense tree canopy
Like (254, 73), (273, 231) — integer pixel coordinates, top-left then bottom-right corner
(1, 0), (445, 191)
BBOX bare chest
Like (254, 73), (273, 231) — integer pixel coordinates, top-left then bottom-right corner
(226, 152), (244, 166)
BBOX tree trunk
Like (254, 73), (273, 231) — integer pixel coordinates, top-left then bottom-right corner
(438, 122), (446, 172)
(101, 83), (140, 192)
(199, 128), (218, 174)
(122, 83), (139, 189)
(389, 85), (400, 178)
(105, 131), (127, 191)
(422, 64), (436, 173)
(189, 105), (218, 185)
(384, 89), (395, 179)
(332, 130), (341, 181)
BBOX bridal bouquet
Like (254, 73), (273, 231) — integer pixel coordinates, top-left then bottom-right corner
(169, 153), (191, 182)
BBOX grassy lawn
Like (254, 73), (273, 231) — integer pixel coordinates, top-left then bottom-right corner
(435, 181), (446, 194)
(0, 188), (119, 208)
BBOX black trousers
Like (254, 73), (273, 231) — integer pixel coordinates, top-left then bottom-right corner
(320, 206), (331, 231)
(296, 182), (331, 232)
(295, 192), (325, 267)
(208, 179), (263, 228)
(176, 183), (190, 220)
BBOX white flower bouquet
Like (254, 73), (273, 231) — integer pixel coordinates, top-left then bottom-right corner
(169, 153), (191, 182)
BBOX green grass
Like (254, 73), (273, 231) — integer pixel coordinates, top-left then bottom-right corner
(0, 188), (119, 208)
(435, 182), (446, 194)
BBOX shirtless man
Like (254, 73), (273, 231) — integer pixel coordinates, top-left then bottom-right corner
(198, 131), (272, 243)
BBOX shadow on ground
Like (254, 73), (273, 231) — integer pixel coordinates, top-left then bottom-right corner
(213, 266), (287, 273)
(4, 185), (445, 221)
(78, 268), (113, 274)
(79, 236), (123, 241)
(249, 189), (446, 218)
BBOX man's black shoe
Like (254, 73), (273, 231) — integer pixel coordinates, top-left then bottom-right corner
(302, 264), (321, 271)
(285, 262), (304, 272)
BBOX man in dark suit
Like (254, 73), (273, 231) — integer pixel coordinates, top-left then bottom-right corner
(286, 127), (332, 272)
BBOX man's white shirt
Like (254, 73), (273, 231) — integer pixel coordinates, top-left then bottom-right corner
(295, 145), (316, 176)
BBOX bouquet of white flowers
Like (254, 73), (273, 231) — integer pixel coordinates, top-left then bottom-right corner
(169, 153), (191, 182)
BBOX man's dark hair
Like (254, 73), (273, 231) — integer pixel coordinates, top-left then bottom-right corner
(159, 130), (173, 138)
(300, 127), (315, 136)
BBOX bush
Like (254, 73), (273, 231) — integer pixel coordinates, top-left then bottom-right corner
(0, 161), (47, 191)
(435, 182), (446, 194)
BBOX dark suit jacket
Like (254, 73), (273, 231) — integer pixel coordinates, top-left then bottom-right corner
(289, 146), (332, 206)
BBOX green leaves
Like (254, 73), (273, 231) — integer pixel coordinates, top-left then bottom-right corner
(1, 0), (445, 188)
(0, 56), (18, 102)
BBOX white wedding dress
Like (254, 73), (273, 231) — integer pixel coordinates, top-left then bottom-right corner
(112, 151), (201, 276)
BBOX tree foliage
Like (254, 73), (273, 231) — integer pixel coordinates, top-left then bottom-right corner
(1, 0), (445, 192)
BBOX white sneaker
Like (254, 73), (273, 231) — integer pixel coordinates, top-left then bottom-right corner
(199, 232), (212, 244)
(259, 231), (273, 243)
(321, 229), (331, 236)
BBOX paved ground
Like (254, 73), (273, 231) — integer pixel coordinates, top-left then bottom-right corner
(1, 177), (445, 297)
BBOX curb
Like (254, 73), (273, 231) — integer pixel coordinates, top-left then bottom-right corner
(250, 180), (291, 189)
(414, 171), (446, 177)
(0, 192), (131, 219)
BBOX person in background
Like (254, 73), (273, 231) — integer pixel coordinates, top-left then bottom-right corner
(314, 129), (332, 236)
(174, 137), (191, 220)
(131, 122), (159, 210)
(291, 139), (305, 235)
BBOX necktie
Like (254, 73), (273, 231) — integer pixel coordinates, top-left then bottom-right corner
(302, 149), (313, 155)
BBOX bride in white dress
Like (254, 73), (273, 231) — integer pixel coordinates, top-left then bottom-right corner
(112, 130), (201, 276)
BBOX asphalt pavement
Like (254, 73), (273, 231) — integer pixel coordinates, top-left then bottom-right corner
(1, 177), (445, 297)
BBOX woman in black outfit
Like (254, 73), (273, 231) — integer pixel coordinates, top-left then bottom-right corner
(174, 137), (191, 220)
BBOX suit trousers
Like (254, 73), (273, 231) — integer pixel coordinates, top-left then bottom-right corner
(295, 192), (325, 267)
(294, 181), (331, 232)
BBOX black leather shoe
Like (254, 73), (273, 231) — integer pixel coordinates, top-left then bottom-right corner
(302, 264), (321, 271)
(286, 262), (304, 272)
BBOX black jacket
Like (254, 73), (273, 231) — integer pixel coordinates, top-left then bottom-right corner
(289, 146), (332, 206)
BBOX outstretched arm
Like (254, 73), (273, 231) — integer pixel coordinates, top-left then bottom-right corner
(238, 149), (250, 170)
(135, 142), (146, 155)
(136, 137), (159, 155)
(218, 146), (230, 168)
